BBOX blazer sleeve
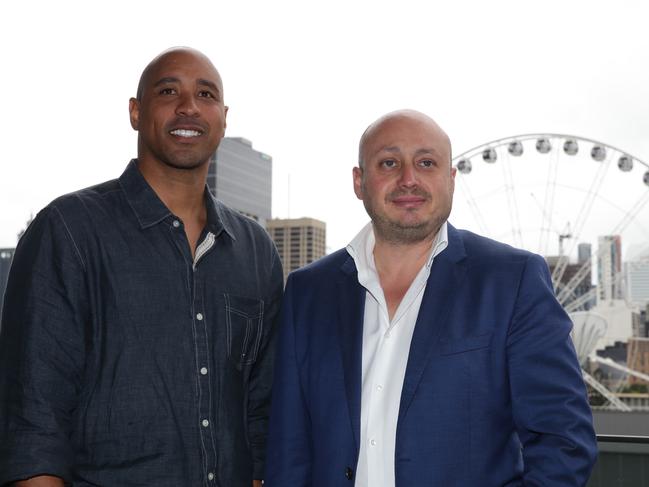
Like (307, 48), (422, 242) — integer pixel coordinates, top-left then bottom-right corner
(507, 253), (598, 486)
(264, 274), (313, 487)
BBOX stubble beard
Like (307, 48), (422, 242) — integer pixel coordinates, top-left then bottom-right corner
(363, 191), (451, 245)
(148, 140), (214, 172)
(160, 152), (210, 171)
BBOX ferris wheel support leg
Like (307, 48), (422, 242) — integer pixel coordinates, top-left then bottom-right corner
(582, 370), (632, 412)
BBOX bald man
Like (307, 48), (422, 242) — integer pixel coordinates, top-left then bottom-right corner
(0, 48), (282, 487)
(264, 110), (597, 486)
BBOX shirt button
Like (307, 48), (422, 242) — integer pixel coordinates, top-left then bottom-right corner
(370, 439), (377, 446)
(202, 419), (209, 427)
(200, 367), (208, 375)
(207, 472), (214, 481)
(172, 220), (180, 228)
(196, 312), (203, 321)
(376, 384), (383, 391)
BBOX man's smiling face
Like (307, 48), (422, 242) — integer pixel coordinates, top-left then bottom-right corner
(354, 111), (456, 244)
(129, 48), (228, 171)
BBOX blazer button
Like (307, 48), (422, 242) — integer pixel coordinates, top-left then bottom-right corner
(345, 466), (354, 480)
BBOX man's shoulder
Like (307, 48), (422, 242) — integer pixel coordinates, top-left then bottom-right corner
(454, 226), (535, 262)
(290, 248), (351, 282)
(47, 177), (122, 216)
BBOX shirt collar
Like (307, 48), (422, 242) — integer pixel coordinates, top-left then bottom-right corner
(346, 220), (450, 282)
(119, 159), (235, 239)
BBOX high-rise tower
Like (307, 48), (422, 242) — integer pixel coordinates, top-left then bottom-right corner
(208, 137), (272, 226)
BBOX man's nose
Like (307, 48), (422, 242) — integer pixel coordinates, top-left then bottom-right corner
(398, 162), (417, 187)
(176, 92), (200, 117)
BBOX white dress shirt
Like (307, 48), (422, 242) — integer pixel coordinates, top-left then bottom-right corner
(346, 222), (448, 487)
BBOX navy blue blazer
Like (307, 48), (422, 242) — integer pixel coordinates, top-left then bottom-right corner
(265, 224), (597, 486)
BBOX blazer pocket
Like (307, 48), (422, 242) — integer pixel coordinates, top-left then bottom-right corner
(224, 293), (264, 369)
(439, 332), (493, 356)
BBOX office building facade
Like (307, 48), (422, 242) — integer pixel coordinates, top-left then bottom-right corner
(208, 137), (272, 226)
(266, 218), (326, 282)
(598, 235), (623, 302)
(578, 243), (592, 264)
(626, 260), (649, 307)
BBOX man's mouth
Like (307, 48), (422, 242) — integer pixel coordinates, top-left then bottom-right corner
(169, 129), (203, 138)
(389, 190), (431, 207)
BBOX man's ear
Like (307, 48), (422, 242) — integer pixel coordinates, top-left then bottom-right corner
(353, 166), (364, 200)
(129, 98), (140, 131)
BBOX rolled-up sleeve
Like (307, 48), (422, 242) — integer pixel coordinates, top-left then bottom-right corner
(0, 205), (88, 485)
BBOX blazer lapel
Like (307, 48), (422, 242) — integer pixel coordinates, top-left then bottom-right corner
(398, 225), (468, 422)
(337, 254), (365, 452)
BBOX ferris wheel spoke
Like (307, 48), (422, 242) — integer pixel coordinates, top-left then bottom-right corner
(539, 147), (560, 257)
(609, 189), (649, 235)
(457, 176), (490, 236)
(501, 151), (524, 248)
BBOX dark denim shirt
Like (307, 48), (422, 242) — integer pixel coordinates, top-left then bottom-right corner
(0, 160), (283, 486)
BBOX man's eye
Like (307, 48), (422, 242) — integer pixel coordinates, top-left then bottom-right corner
(419, 159), (435, 168)
(159, 88), (176, 95)
(381, 159), (397, 168)
(198, 91), (214, 98)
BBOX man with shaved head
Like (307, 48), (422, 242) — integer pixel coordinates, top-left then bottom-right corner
(0, 47), (282, 487)
(265, 110), (597, 486)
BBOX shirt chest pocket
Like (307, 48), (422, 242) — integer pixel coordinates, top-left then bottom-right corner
(224, 293), (264, 369)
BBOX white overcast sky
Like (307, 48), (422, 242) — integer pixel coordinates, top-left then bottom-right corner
(2, 0), (649, 254)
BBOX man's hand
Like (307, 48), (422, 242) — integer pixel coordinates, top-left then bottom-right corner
(14, 476), (65, 487)
(253, 480), (262, 487)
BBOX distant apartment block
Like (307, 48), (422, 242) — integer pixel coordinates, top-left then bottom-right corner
(0, 248), (15, 323)
(598, 235), (623, 302)
(208, 137), (272, 226)
(266, 218), (326, 282)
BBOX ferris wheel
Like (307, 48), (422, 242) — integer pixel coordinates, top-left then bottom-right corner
(451, 133), (649, 304)
(450, 134), (649, 410)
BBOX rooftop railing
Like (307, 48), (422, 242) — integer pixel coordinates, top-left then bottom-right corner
(588, 435), (649, 486)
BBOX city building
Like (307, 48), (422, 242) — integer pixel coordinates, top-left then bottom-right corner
(266, 218), (326, 282)
(625, 259), (649, 307)
(598, 235), (623, 302)
(578, 242), (592, 264)
(208, 137), (272, 226)
(0, 248), (15, 323)
(632, 304), (649, 338)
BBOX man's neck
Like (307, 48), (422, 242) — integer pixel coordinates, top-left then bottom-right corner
(373, 231), (437, 321)
(137, 158), (208, 219)
(373, 233), (436, 277)
(137, 158), (209, 256)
